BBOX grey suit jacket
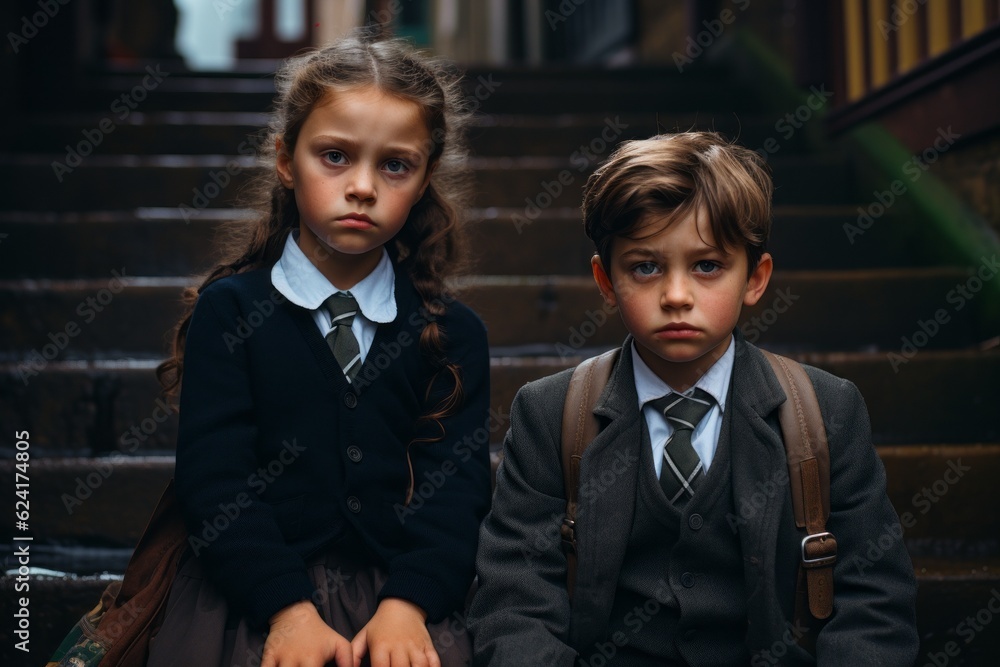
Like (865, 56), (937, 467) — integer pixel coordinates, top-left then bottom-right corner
(469, 332), (918, 666)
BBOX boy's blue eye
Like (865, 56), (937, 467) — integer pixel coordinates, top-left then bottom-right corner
(633, 262), (659, 276)
(695, 260), (720, 273)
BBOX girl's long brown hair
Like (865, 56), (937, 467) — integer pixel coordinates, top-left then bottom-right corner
(157, 30), (472, 491)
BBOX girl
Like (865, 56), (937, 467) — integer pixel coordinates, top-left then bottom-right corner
(147, 31), (491, 667)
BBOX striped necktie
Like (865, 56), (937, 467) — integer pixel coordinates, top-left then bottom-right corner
(322, 292), (362, 383)
(650, 388), (715, 505)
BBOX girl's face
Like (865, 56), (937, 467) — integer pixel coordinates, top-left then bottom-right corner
(277, 85), (434, 278)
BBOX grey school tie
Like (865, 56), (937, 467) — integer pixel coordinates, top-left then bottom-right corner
(322, 292), (362, 383)
(650, 388), (715, 504)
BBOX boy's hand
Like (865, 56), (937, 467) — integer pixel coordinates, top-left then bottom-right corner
(262, 600), (354, 667)
(351, 597), (440, 667)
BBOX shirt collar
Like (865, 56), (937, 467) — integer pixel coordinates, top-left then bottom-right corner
(270, 231), (397, 323)
(632, 335), (735, 412)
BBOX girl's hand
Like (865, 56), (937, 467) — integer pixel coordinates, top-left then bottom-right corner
(351, 597), (440, 667)
(262, 600), (354, 667)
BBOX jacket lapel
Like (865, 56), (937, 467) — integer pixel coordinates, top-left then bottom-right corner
(570, 339), (645, 645)
(727, 332), (796, 649)
(567, 333), (800, 650)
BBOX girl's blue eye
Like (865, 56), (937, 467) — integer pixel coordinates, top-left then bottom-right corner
(695, 260), (720, 273)
(324, 151), (346, 165)
(384, 159), (408, 174)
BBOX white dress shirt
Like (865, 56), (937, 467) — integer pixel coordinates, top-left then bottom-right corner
(632, 336), (735, 477)
(270, 231), (396, 363)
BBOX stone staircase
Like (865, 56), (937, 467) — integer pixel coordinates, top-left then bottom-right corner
(1, 63), (999, 664)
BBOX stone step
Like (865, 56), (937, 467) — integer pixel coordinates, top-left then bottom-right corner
(4, 558), (996, 665)
(463, 154), (851, 208)
(0, 269), (982, 361)
(482, 351), (1000, 447)
(466, 113), (815, 157)
(0, 457), (174, 547)
(459, 269), (987, 353)
(2, 351), (997, 455)
(7, 112), (813, 158)
(879, 445), (999, 548)
(0, 210), (227, 280)
(90, 63), (732, 85)
(468, 206), (933, 274)
(0, 154), (851, 210)
(1, 543), (133, 574)
(63, 71), (276, 113)
(458, 68), (758, 114)
(8, 112), (269, 158)
(0, 206), (933, 280)
(3, 445), (996, 548)
(66, 69), (758, 115)
(910, 568), (1000, 665)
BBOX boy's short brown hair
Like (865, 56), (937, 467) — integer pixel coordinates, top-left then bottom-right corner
(582, 132), (773, 276)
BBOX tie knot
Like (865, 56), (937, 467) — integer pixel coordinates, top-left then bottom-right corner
(651, 388), (715, 432)
(323, 291), (359, 327)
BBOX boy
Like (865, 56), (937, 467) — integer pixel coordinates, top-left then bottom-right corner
(468, 133), (918, 665)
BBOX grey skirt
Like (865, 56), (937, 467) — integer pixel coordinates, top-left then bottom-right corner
(146, 547), (472, 667)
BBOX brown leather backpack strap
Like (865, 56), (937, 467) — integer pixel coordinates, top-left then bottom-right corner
(99, 479), (189, 667)
(761, 350), (836, 622)
(560, 348), (619, 599)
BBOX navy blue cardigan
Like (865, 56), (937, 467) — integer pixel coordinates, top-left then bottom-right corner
(174, 263), (492, 629)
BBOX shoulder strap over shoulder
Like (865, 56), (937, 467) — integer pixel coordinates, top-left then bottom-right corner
(558, 347), (837, 624)
(761, 350), (836, 623)
(560, 348), (619, 599)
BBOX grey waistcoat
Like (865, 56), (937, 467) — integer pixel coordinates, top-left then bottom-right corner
(579, 397), (749, 666)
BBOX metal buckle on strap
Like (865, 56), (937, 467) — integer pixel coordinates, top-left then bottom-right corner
(801, 532), (837, 567)
(560, 518), (577, 554)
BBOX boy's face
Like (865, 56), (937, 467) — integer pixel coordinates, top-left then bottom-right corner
(592, 209), (772, 390)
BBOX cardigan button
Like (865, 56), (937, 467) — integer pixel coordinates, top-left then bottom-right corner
(343, 392), (358, 408)
(688, 513), (703, 530)
(347, 446), (363, 463)
(680, 572), (696, 588)
(347, 496), (362, 513)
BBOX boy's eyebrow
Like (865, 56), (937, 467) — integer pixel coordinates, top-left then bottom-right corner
(620, 236), (733, 259)
(618, 247), (660, 261)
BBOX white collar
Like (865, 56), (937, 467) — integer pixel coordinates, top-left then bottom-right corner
(270, 231), (397, 323)
(632, 335), (735, 412)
